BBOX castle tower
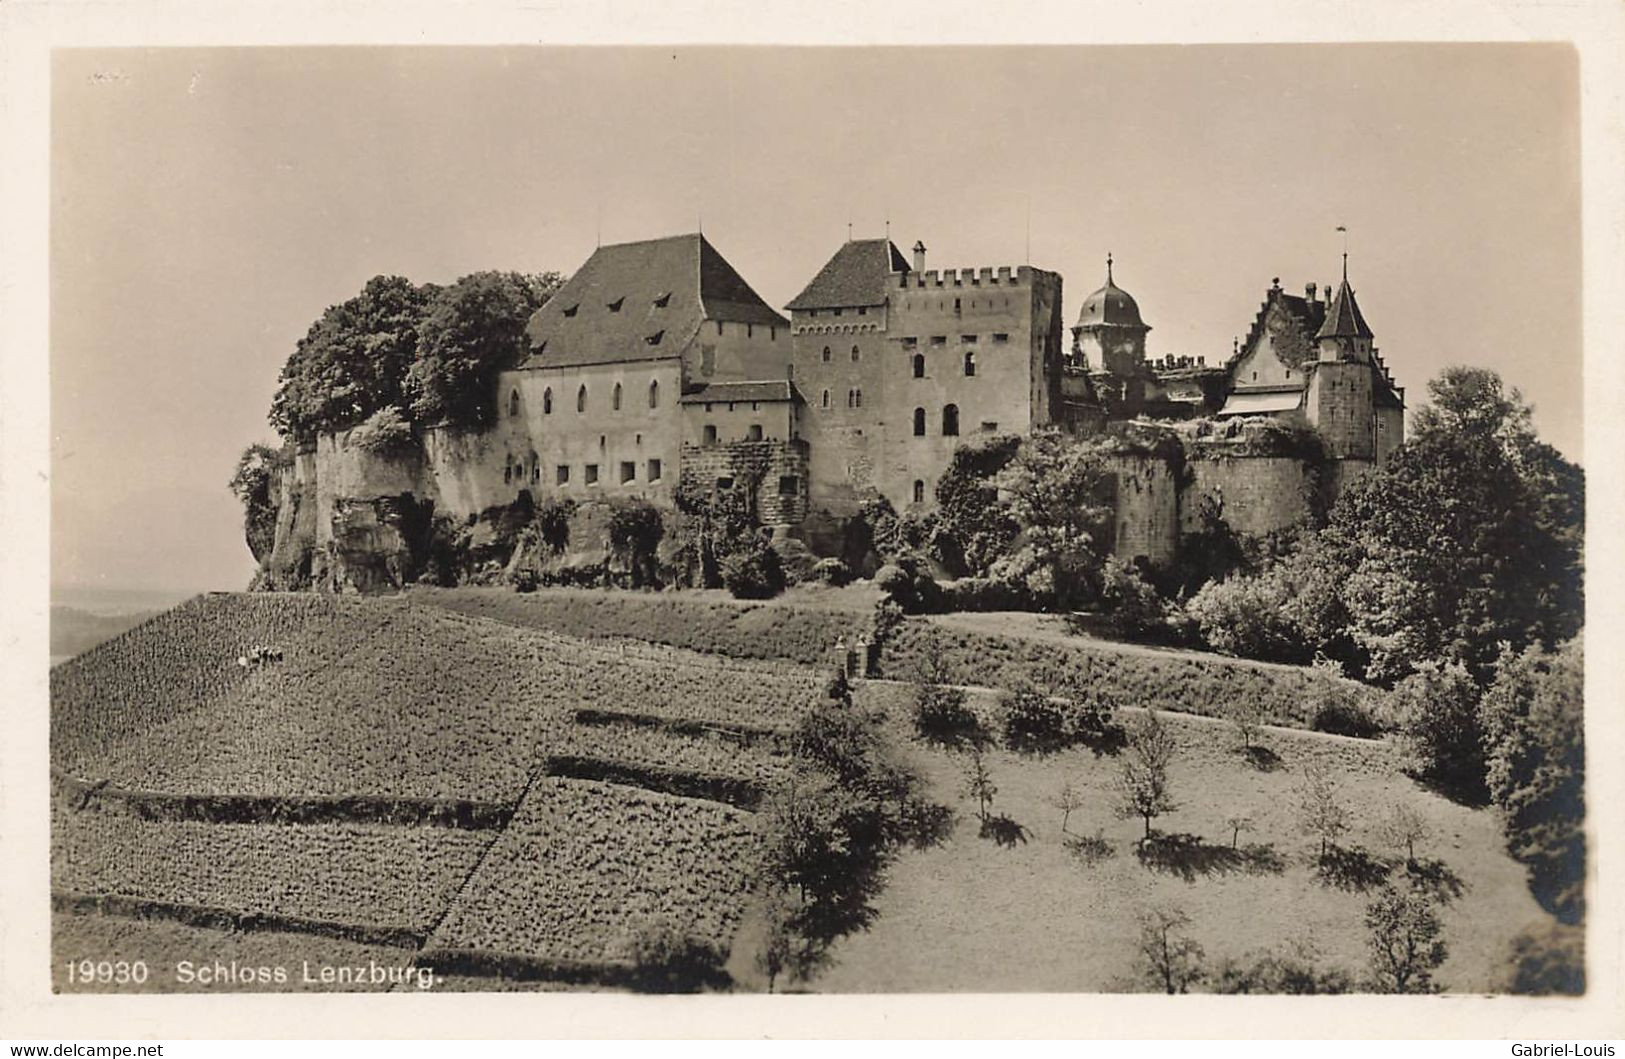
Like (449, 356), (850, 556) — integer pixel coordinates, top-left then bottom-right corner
(1306, 262), (1378, 460)
(1071, 255), (1150, 414)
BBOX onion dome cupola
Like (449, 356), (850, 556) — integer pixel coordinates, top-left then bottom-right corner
(1071, 254), (1150, 377)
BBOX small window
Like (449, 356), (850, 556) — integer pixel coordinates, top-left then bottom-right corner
(821, 389), (830, 409)
(556, 465), (570, 485)
(577, 385), (587, 412)
(857, 306), (867, 316)
(649, 379), (660, 408)
(787, 363), (794, 380)
(962, 334), (978, 344)
(751, 401), (759, 411)
(854, 388), (863, 408)
(509, 390), (520, 416)
(705, 403), (713, 413)
(981, 421), (999, 433)
(543, 387), (553, 414)
(993, 333), (1010, 344)
(778, 475), (799, 496)
(647, 458), (663, 482)
(607, 297), (624, 313)
(954, 297), (962, 312)
(943, 403), (960, 436)
(703, 424), (718, 445)
(613, 383), (623, 411)
(822, 346), (832, 363)
(728, 402), (736, 412)
(646, 331), (664, 346)
(504, 463), (513, 485)
(748, 424), (764, 441)
(620, 461), (636, 484)
(716, 476), (734, 492)
(653, 292), (671, 308)
(913, 407), (927, 436)
(851, 345), (860, 362)
(747, 324), (754, 338)
(531, 452), (540, 483)
(770, 327), (776, 341)
(912, 353), (925, 378)
(902, 336), (918, 348)
(931, 336), (947, 346)
(833, 308), (843, 317)
(913, 479), (925, 504)
(717, 321), (724, 335)
(964, 351), (977, 377)
(562, 304), (578, 318)
(585, 463), (600, 485)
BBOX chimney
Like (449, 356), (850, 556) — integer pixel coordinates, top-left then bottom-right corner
(1324, 283), (1333, 305)
(912, 240), (927, 273)
(1306, 282), (1317, 301)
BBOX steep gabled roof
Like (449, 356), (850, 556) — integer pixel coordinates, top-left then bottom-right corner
(679, 380), (801, 404)
(1315, 277), (1374, 340)
(786, 239), (910, 311)
(1229, 287), (1328, 371)
(522, 233), (786, 369)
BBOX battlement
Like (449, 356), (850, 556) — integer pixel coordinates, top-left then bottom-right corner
(895, 265), (1032, 289)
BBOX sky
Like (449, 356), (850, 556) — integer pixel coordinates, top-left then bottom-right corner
(49, 44), (1582, 595)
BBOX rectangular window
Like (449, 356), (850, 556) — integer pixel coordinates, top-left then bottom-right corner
(833, 308), (843, 317)
(993, 333), (1010, 344)
(556, 465), (570, 485)
(778, 475), (799, 496)
(931, 336), (947, 346)
(981, 421), (999, 433)
(585, 464), (600, 485)
(620, 461), (636, 484)
(857, 306), (867, 316)
(647, 458), (663, 482)
(962, 334), (978, 343)
(902, 336), (918, 348)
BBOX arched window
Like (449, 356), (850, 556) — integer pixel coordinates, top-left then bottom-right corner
(964, 351), (976, 377)
(851, 345), (860, 362)
(577, 385), (587, 413)
(913, 407), (926, 436)
(530, 451), (540, 483)
(943, 403), (960, 436)
(913, 479), (925, 504)
(504, 459), (513, 485)
(821, 389), (830, 409)
(613, 383), (623, 411)
(703, 424), (718, 445)
(854, 388), (863, 408)
(509, 390), (520, 416)
(822, 346), (831, 363)
(543, 387), (553, 414)
(649, 379), (660, 408)
(912, 353), (925, 378)
(748, 424), (764, 441)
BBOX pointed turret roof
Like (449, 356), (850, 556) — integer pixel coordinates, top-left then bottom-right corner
(1315, 275), (1373, 340)
(786, 239), (910, 310)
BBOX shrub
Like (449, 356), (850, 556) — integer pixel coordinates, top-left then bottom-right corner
(1311, 698), (1381, 739)
(1388, 659), (1486, 801)
(811, 557), (852, 587)
(722, 543), (786, 600)
(606, 498), (665, 588)
(938, 576), (1032, 613)
(347, 406), (416, 455)
(1504, 923), (1585, 995)
(913, 683), (984, 749)
(626, 920), (730, 993)
(1210, 946), (1354, 994)
(1099, 556), (1169, 638)
(1364, 883), (1447, 994)
(1001, 685), (1070, 753)
(509, 567), (539, 593)
(1186, 571), (1311, 663)
(530, 497), (575, 556)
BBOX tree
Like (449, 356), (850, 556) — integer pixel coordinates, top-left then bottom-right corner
(1376, 803), (1433, 866)
(1387, 659), (1486, 801)
(1051, 782), (1084, 836)
(1297, 763), (1350, 858)
(932, 434), (1022, 577)
(405, 270), (562, 430)
(1227, 698), (1266, 753)
(1225, 814), (1254, 850)
(1135, 905), (1205, 994)
(229, 443), (285, 565)
(989, 430), (1114, 610)
(1480, 636), (1585, 923)
(1115, 710), (1178, 843)
(606, 498), (665, 588)
(269, 274), (430, 442)
(1099, 556), (1170, 638)
(1364, 883), (1447, 994)
(962, 745), (997, 825)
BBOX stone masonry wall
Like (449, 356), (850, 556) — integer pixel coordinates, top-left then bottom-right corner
(679, 439), (811, 527)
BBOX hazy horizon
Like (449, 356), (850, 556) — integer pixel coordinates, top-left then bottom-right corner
(51, 44), (1583, 594)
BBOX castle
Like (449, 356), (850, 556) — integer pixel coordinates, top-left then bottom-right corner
(262, 231), (1404, 588)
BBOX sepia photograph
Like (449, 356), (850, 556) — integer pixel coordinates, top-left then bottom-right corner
(6, 2), (1622, 1042)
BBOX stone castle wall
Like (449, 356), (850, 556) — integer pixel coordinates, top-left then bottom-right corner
(679, 439), (810, 527)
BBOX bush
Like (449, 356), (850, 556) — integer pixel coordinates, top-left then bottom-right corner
(1186, 571), (1312, 663)
(912, 683), (984, 748)
(1099, 556), (1169, 638)
(509, 567), (539, 593)
(721, 543), (786, 600)
(1388, 660), (1486, 801)
(938, 576), (1032, 613)
(811, 557), (852, 587)
(1210, 946), (1354, 994)
(1311, 698), (1381, 739)
(529, 497), (575, 556)
(606, 498), (665, 588)
(1504, 923), (1585, 995)
(873, 554), (940, 614)
(1001, 685), (1070, 753)
(346, 406), (416, 456)
(626, 920), (730, 993)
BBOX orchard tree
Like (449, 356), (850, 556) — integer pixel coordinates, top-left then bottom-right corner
(963, 745), (997, 825)
(1298, 763), (1350, 858)
(1365, 883), (1447, 994)
(1376, 804), (1433, 867)
(1136, 905), (1206, 994)
(1115, 710), (1178, 844)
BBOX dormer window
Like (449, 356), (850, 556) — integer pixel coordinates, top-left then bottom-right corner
(562, 304), (578, 318)
(606, 297), (624, 313)
(653, 292), (671, 308)
(646, 331), (664, 345)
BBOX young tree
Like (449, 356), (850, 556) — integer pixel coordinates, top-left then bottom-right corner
(1136, 905), (1205, 994)
(1227, 698), (1266, 752)
(963, 746), (997, 825)
(1298, 763), (1350, 858)
(1376, 804), (1433, 867)
(1225, 814), (1254, 850)
(1365, 883), (1448, 994)
(1051, 781), (1084, 836)
(1115, 710), (1178, 844)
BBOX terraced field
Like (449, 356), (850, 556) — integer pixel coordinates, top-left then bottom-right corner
(50, 592), (824, 992)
